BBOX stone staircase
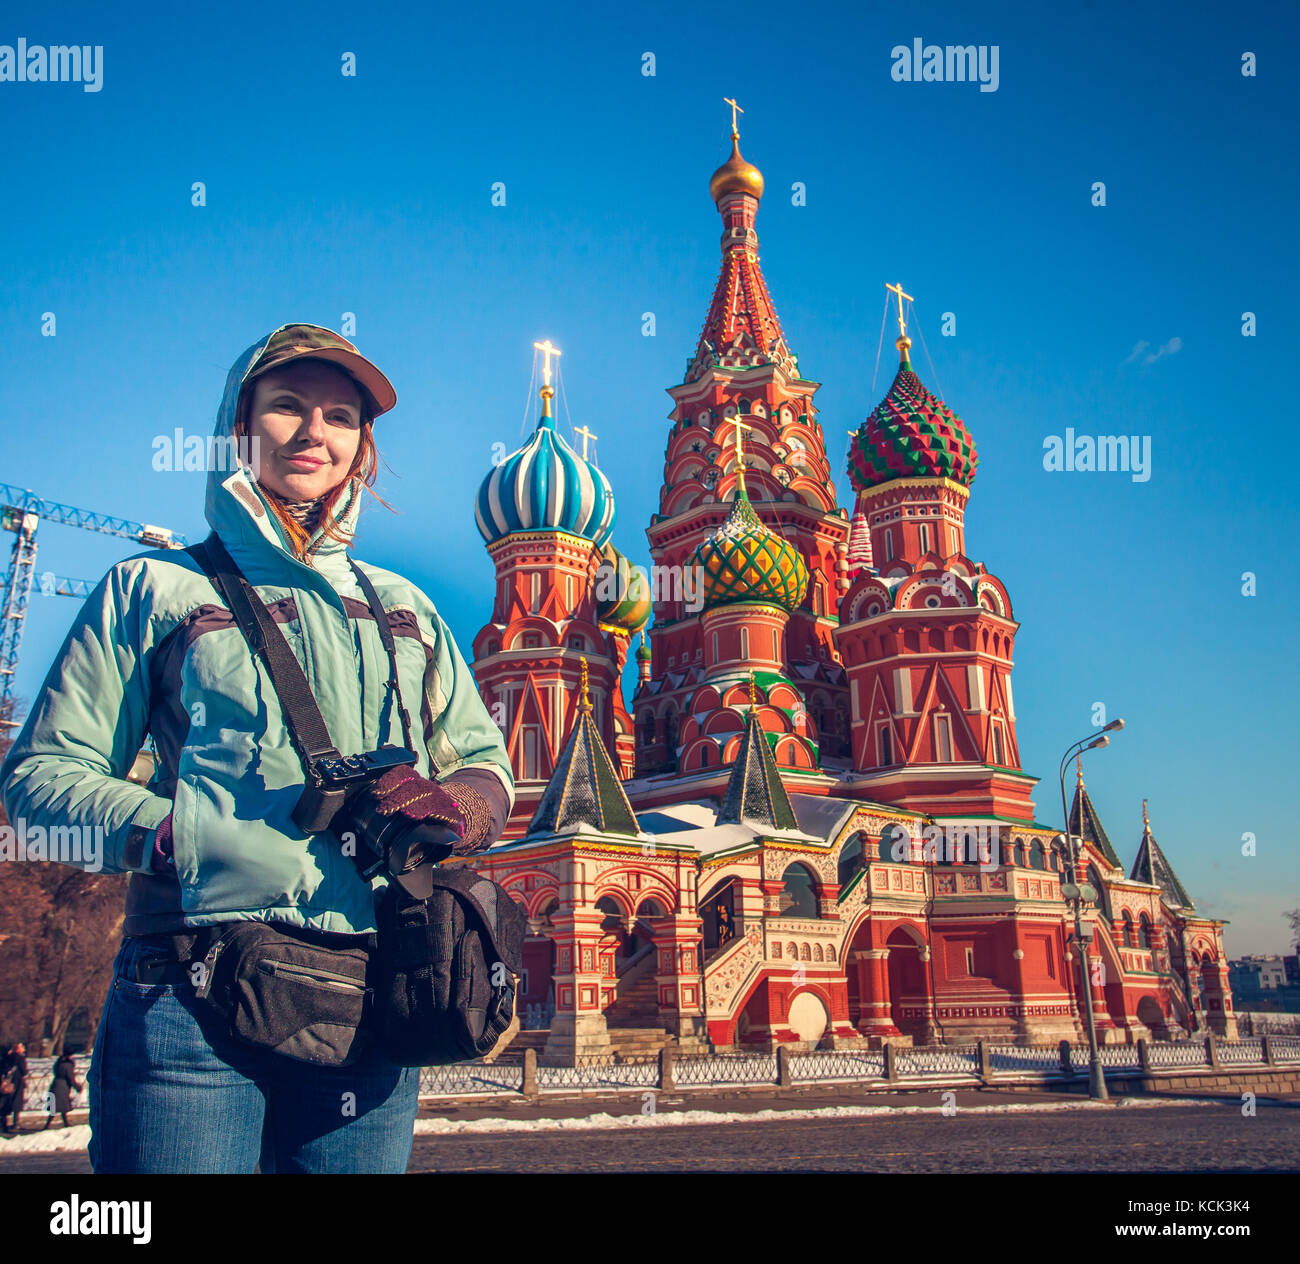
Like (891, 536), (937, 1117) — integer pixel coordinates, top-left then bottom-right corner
(496, 951), (713, 1062)
(605, 959), (662, 1029)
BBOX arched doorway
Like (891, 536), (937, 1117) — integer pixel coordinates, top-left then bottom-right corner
(886, 927), (926, 1040)
(787, 991), (831, 1046)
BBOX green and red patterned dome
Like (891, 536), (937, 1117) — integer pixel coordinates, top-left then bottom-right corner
(848, 337), (978, 490)
(693, 489), (809, 611)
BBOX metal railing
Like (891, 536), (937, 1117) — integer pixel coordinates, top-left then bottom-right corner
(14, 1036), (1299, 1110)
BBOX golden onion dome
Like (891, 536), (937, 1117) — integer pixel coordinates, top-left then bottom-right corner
(709, 133), (764, 203)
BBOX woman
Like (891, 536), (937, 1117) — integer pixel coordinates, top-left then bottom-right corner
(43, 1050), (83, 1129)
(0, 324), (515, 1172)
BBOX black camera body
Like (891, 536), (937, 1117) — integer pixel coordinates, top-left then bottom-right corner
(292, 746), (459, 894)
(293, 745), (420, 880)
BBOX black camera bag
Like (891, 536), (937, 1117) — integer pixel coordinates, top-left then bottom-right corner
(186, 533), (524, 1068)
(194, 920), (375, 1067)
(375, 866), (526, 1066)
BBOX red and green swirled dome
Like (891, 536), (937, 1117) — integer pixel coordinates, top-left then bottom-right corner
(848, 338), (978, 490)
(693, 489), (809, 611)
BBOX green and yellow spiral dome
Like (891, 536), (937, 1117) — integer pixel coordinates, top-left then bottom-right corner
(693, 490), (809, 611)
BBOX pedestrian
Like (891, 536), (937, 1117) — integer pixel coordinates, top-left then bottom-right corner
(43, 1050), (83, 1129)
(0, 325), (515, 1173)
(0, 1045), (14, 1132)
(1, 1041), (27, 1133)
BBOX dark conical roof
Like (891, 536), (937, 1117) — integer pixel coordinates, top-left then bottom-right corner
(1068, 782), (1121, 870)
(1129, 802), (1194, 911)
(526, 662), (640, 839)
(715, 677), (799, 831)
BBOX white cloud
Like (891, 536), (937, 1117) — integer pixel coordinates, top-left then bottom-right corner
(1142, 336), (1183, 364)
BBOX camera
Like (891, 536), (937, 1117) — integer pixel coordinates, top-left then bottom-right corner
(292, 746), (459, 895)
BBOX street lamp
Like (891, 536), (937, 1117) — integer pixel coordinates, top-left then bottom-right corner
(1056, 718), (1125, 1101)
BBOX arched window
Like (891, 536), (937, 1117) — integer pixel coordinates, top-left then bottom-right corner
(1137, 914), (1152, 949)
(884, 528), (895, 561)
(664, 710), (679, 753)
(779, 863), (820, 918)
(881, 824), (909, 864)
(740, 626), (750, 658)
(639, 711), (656, 747)
(878, 725), (893, 766)
(1029, 841), (1046, 870)
(934, 713), (954, 762)
(837, 833), (866, 887)
(1122, 912), (1136, 948)
(1087, 865), (1111, 921)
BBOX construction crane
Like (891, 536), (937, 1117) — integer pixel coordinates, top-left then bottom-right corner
(0, 482), (188, 723)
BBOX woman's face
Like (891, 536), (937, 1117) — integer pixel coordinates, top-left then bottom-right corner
(244, 359), (364, 501)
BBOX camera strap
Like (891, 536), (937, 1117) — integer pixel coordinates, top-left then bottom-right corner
(186, 532), (414, 779)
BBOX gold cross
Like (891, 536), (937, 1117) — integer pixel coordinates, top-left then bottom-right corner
(533, 339), (562, 386)
(748, 669), (758, 711)
(731, 414), (756, 494)
(724, 97), (744, 136)
(573, 424), (598, 461)
(579, 655), (591, 712)
(885, 282), (913, 338)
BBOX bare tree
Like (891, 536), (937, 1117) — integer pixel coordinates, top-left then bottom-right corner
(0, 725), (128, 1052)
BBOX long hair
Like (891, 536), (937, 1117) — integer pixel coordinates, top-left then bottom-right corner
(232, 373), (393, 559)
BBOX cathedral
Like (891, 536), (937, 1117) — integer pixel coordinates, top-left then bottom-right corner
(465, 113), (1234, 1061)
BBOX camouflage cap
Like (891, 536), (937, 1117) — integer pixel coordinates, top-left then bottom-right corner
(243, 323), (397, 419)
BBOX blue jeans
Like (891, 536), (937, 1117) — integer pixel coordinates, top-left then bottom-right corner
(89, 935), (420, 1173)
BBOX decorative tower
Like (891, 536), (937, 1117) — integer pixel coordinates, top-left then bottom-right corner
(472, 341), (636, 827)
(638, 102), (852, 777)
(836, 287), (1032, 821)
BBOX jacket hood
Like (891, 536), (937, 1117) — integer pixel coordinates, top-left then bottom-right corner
(205, 325), (366, 585)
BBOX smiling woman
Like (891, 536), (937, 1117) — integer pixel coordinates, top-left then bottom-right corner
(0, 322), (516, 1174)
(233, 357), (390, 560)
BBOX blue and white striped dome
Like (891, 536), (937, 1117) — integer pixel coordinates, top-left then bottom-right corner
(476, 411), (617, 548)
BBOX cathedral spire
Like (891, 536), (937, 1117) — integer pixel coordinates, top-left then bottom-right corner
(688, 108), (796, 383)
(526, 656), (641, 839)
(715, 680), (800, 831)
(1068, 778), (1122, 870)
(1130, 801), (1195, 911)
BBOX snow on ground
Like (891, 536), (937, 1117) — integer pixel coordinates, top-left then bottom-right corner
(0, 1124), (93, 1154)
(0, 1096), (1219, 1153)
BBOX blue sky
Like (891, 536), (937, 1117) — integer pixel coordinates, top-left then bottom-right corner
(1, 1), (1296, 953)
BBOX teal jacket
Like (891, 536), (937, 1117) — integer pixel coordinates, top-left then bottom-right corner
(0, 330), (514, 936)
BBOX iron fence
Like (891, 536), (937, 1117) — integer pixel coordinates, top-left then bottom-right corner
(15, 1037), (1293, 1110)
(674, 1052), (778, 1086)
(988, 1046), (1063, 1074)
(896, 1045), (980, 1077)
(791, 1050), (887, 1081)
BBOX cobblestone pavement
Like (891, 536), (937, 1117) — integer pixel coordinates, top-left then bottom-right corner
(404, 1099), (1300, 1174)
(3, 1091), (1295, 1174)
